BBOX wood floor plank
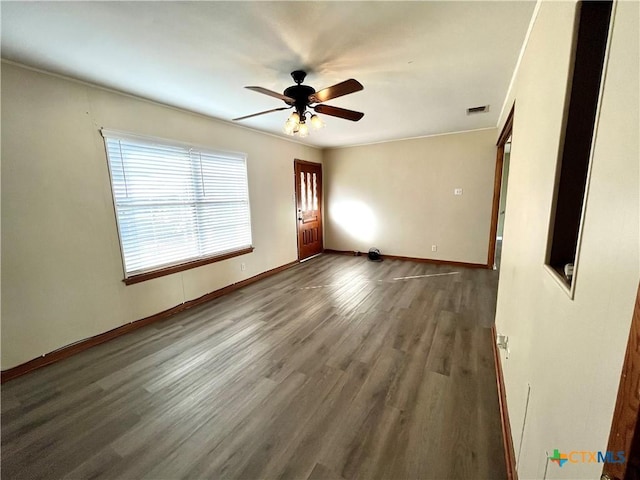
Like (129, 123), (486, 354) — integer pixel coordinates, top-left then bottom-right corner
(235, 365), (344, 480)
(180, 371), (307, 479)
(61, 446), (123, 480)
(105, 376), (279, 480)
(306, 462), (346, 480)
(382, 370), (450, 480)
(273, 360), (371, 480)
(1, 254), (507, 480)
(425, 310), (458, 376)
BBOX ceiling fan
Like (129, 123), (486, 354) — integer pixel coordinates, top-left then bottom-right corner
(233, 70), (364, 137)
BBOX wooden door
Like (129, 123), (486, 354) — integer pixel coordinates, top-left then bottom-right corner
(294, 160), (323, 260)
(603, 283), (640, 480)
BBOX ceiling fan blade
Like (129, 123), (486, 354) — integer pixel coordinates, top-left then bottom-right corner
(245, 86), (295, 104)
(314, 104), (364, 122)
(309, 79), (363, 104)
(233, 107), (290, 121)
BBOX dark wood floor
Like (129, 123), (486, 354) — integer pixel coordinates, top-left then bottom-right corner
(1, 254), (506, 480)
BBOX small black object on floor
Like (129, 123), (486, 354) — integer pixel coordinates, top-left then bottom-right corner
(368, 248), (382, 262)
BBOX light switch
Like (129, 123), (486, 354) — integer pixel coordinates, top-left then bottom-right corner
(454, 188), (463, 196)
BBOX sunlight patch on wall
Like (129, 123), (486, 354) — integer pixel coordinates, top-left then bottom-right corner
(330, 200), (377, 244)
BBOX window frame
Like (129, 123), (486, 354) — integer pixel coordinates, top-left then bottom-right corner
(101, 129), (254, 285)
(544, 0), (615, 298)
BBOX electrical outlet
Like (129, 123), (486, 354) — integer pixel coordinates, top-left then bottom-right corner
(454, 188), (463, 195)
(241, 263), (246, 271)
(431, 245), (437, 252)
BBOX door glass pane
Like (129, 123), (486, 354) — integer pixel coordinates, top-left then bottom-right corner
(307, 173), (312, 212)
(313, 173), (318, 211)
(300, 172), (306, 211)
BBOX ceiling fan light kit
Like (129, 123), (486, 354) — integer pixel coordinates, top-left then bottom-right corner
(283, 112), (324, 137)
(310, 114), (324, 130)
(234, 70), (364, 138)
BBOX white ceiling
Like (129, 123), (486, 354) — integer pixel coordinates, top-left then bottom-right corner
(1, 1), (535, 148)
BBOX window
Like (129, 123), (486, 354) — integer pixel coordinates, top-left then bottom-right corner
(546, 0), (612, 291)
(102, 130), (253, 284)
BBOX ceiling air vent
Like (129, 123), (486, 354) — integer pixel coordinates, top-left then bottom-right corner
(467, 105), (490, 115)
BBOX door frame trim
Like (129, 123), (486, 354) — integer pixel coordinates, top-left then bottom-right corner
(294, 159), (324, 261)
(487, 105), (514, 268)
(603, 282), (640, 479)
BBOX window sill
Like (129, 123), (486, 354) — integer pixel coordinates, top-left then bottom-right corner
(543, 264), (575, 299)
(123, 247), (254, 285)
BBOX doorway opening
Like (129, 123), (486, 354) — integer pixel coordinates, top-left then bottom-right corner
(294, 159), (323, 261)
(488, 105), (514, 269)
(495, 137), (512, 270)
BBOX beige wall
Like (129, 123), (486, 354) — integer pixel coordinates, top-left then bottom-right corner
(495, 1), (639, 479)
(323, 128), (497, 265)
(1, 63), (321, 369)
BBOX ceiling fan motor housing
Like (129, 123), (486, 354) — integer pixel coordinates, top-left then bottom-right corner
(290, 70), (307, 84)
(283, 83), (316, 118)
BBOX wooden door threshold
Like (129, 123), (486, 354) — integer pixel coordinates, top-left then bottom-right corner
(299, 252), (323, 263)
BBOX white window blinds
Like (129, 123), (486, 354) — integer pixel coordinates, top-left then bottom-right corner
(102, 130), (252, 278)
